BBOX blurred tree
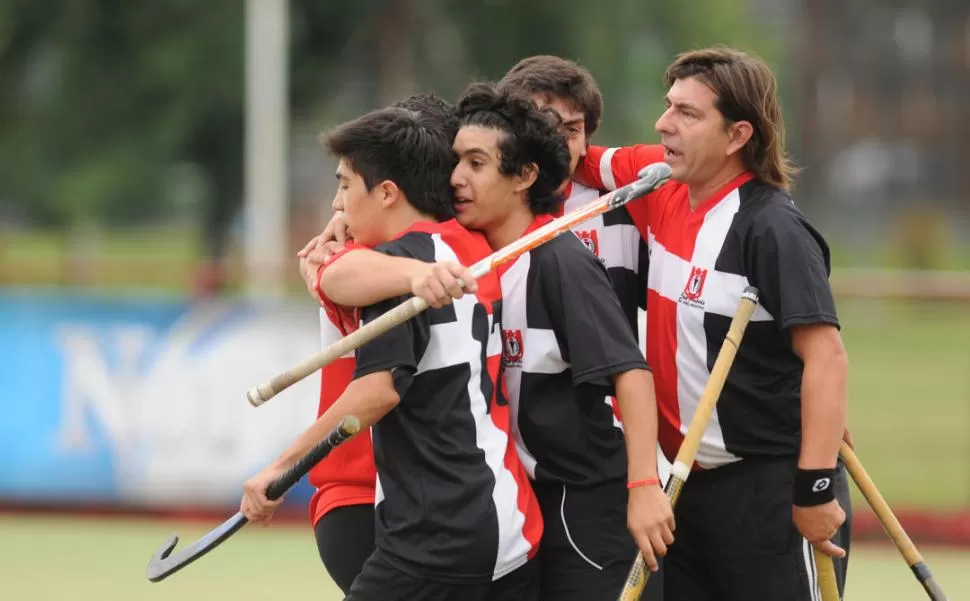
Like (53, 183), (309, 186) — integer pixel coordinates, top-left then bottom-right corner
(0, 0), (790, 291)
(0, 0), (243, 263)
(428, 0), (786, 145)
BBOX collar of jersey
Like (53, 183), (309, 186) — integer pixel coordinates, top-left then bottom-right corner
(686, 171), (755, 221)
(523, 214), (556, 237)
(387, 219), (455, 241)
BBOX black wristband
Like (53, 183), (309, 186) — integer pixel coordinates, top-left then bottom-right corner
(793, 468), (836, 507)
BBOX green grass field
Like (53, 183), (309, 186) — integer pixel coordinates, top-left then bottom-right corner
(1, 230), (969, 599)
(0, 515), (968, 600)
(837, 299), (970, 509)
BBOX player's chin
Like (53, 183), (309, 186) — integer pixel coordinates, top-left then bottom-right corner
(453, 205), (478, 228)
(666, 161), (688, 182)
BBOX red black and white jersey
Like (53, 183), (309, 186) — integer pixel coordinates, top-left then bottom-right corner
(349, 220), (542, 583)
(499, 215), (650, 487)
(580, 145), (840, 469)
(306, 305), (375, 526)
(557, 181), (649, 337)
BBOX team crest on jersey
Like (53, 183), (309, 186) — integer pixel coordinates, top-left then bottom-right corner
(680, 266), (708, 308)
(502, 329), (524, 366)
(574, 230), (600, 257)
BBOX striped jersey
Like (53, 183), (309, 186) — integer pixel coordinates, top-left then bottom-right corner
(351, 219), (542, 583)
(557, 181), (649, 337)
(307, 303), (375, 526)
(579, 145), (840, 469)
(499, 215), (650, 487)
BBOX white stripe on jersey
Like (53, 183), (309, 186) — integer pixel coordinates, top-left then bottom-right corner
(598, 223), (641, 271)
(802, 538), (822, 601)
(598, 147), (619, 190)
(522, 329), (568, 374)
(562, 180), (601, 212)
(319, 307), (355, 354)
(421, 235), (532, 580)
(563, 183), (641, 272)
(565, 181), (641, 437)
(500, 253), (539, 480)
(643, 193), (774, 321)
(645, 188), (773, 468)
(375, 471), (384, 505)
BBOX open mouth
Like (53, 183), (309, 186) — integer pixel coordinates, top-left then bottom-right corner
(663, 146), (682, 160)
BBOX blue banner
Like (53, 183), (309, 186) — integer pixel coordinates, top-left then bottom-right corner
(0, 291), (325, 513)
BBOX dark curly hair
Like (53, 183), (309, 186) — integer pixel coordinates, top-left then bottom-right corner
(455, 82), (570, 215)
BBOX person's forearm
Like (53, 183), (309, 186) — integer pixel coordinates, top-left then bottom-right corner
(799, 350), (848, 469)
(614, 368), (660, 481)
(319, 250), (424, 307)
(271, 375), (399, 469)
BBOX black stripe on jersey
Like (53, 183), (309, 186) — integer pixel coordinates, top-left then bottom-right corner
(511, 233), (648, 486)
(352, 230), (512, 583)
(471, 302), (495, 413)
(703, 180), (840, 459)
(605, 207), (647, 335)
(531, 234), (648, 386)
(373, 361), (500, 581)
(429, 304), (457, 325)
(602, 204), (636, 227)
(702, 314), (802, 458)
(566, 185), (644, 341)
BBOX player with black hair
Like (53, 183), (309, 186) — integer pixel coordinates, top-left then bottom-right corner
(314, 83), (673, 601)
(246, 103), (543, 601)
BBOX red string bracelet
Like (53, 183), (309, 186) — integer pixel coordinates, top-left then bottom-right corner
(627, 477), (662, 490)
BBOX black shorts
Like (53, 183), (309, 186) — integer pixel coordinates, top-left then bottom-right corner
(344, 548), (540, 601)
(532, 479), (664, 601)
(663, 457), (852, 601)
(315, 504), (376, 593)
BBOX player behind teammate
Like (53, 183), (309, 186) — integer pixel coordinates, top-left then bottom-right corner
(299, 93), (460, 594)
(311, 82), (673, 600)
(497, 56), (649, 338)
(241, 104), (542, 601)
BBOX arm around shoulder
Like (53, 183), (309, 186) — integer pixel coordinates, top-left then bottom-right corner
(319, 247), (427, 307)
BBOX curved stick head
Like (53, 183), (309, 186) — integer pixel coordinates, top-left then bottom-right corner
(637, 161), (673, 182)
(144, 512), (249, 583)
(609, 162), (673, 208)
(145, 533), (180, 582)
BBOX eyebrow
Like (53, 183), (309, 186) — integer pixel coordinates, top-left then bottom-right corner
(665, 95), (703, 114)
(456, 147), (491, 159)
(562, 117), (585, 127)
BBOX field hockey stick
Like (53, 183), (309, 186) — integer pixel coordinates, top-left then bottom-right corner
(815, 548), (841, 601)
(145, 416), (361, 582)
(247, 162), (673, 408)
(619, 286), (760, 601)
(840, 442), (949, 600)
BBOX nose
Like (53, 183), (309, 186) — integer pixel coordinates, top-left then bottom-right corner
(655, 107), (675, 136)
(450, 165), (465, 189)
(331, 190), (344, 211)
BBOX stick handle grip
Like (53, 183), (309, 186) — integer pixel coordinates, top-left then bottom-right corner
(249, 164), (672, 410)
(618, 287), (760, 601)
(247, 298), (427, 406)
(670, 286), (759, 471)
(265, 416), (361, 500)
(814, 547), (841, 601)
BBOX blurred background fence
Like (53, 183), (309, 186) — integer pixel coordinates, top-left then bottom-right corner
(0, 2), (968, 596)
